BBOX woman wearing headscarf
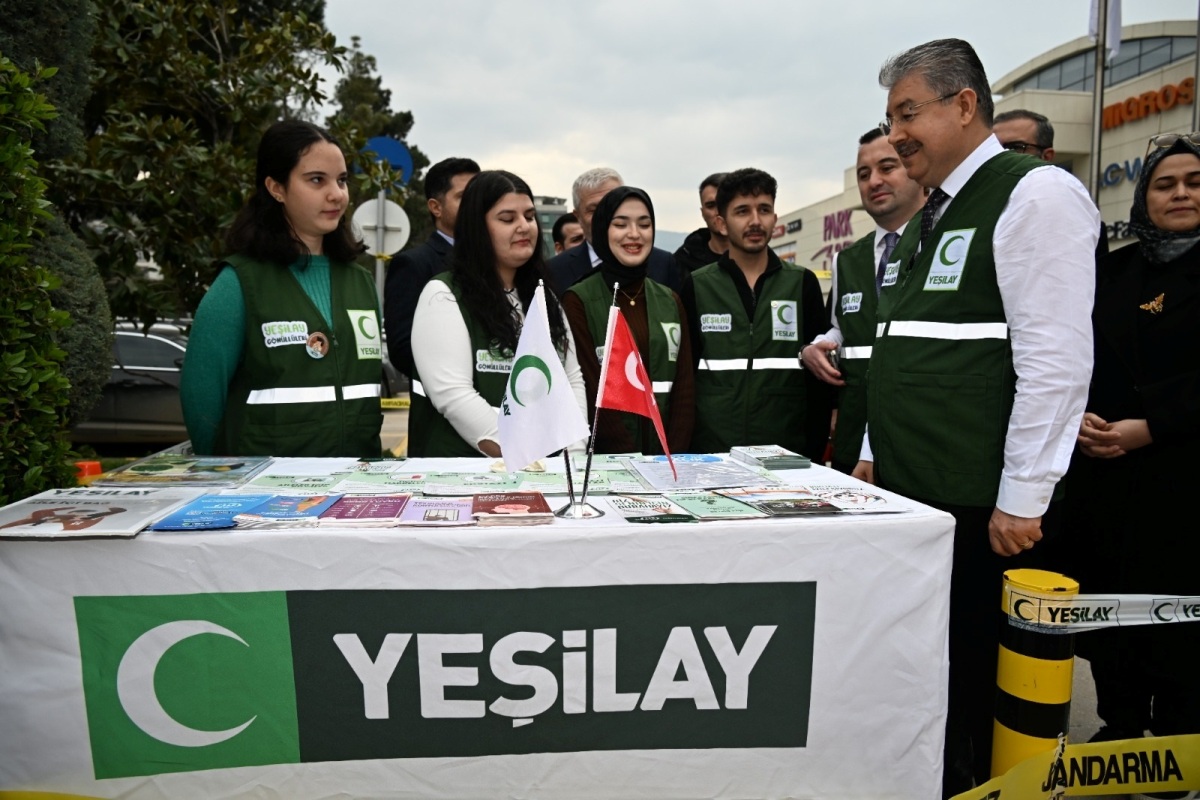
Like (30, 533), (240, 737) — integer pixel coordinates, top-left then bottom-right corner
(1067, 132), (1200, 742)
(561, 186), (694, 454)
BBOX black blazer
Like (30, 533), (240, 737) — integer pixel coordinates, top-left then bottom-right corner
(384, 232), (453, 378)
(546, 242), (683, 297)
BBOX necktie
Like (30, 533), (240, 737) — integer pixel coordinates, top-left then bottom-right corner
(875, 231), (899, 296)
(919, 188), (949, 249)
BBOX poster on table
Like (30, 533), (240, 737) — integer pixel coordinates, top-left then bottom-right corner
(0, 476), (953, 799)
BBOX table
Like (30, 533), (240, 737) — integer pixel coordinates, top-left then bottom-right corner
(0, 460), (955, 799)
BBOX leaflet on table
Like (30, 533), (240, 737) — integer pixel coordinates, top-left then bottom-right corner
(607, 494), (697, 523)
(398, 497), (476, 526)
(233, 494), (343, 526)
(728, 444), (812, 470)
(800, 483), (914, 513)
(604, 469), (657, 494)
(714, 487), (840, 516)
(95, 454), (271, 487)
(328, 472), (429, 495)
(571, 452), (640, 471)
(318, 495), (411, 526)
(472, 492), (554, 526)
(421, 472), (523, 495)
(0, 487), (204, 538)
(517, 471), (610, 496)
(150, 494), (275, 531)
(665, 490), (769, 520)
(627, 457), (781, 492)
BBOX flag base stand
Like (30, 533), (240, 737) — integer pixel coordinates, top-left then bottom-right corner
(554, 501), (605, 519)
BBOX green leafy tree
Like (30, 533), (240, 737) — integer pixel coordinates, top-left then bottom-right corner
(47, 0), (347, 326)
(325, 36), (431, 250)
(0, 57), (76, 503)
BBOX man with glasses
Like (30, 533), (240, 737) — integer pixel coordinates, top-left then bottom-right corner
(992, 108), (1055, 160)
(859, 39), (1100, 795)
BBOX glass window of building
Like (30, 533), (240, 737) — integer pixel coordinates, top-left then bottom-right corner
(1011, 36), (1194, 93)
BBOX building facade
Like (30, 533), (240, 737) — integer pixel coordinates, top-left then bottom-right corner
(774, 20), (1198, 290)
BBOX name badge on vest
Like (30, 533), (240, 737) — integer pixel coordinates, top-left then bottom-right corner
(476, 349), (513, 373)
(924, 228), (976, 292)
(346, 309), (382, 360)
(660, 322), (682, 362)
(700, 313), (732, 333)
(881, 261), (900, 288)
(771, 300), (798, 341)
(261, 320), (308, 348)
(305, 331), (329, 359)
(840, 292), (863, 314)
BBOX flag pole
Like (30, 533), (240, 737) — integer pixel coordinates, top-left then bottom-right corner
(577, 282), (620, 511)
(553, 285), (609, 520)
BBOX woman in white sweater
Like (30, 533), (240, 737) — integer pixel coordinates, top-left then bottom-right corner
(408, 170), (586, 457)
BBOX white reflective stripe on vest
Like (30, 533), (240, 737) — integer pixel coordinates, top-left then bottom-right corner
(876, 322), (887, 337)
(411, 380), (427, 397)
(886, 321), (1009, 340)
(652, 381), (673, 393)
(842, 346), (873, 359)
(699, 358), (749, 371)
(246, 386), (336, 405)
(343, 383), (382, 400)
(754, 358), (802, 369)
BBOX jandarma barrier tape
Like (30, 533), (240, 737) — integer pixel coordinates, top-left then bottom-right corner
(1003, 590), (1200, 633)
(951, 733), (1200, 800)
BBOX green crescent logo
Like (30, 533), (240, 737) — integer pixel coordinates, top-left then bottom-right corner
(509, 355), (552, 407)
(938, 234), (965, 266)
(775, 303), (795, 325)
(668, 325), (682, 348)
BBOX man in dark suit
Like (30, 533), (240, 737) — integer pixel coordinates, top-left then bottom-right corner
(383, 157), (480, 378)
(546, 166), (683, 296)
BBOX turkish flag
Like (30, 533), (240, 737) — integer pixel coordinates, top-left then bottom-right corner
(595, 307), (676, 479)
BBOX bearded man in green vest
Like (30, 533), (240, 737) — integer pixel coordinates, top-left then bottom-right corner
(800, 128), (926, 474)
(683, 168), (831, 458)
(858, 39), (1100, 794)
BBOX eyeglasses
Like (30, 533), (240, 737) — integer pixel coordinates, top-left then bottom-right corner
(879, 91), (961, 135)
(1145, 131), (1200, 159)
(1002, 141), (1047, 156)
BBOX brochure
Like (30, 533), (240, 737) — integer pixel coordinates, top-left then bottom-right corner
(628, 458), (780, 492)
(150, 494), (276, 531)
(422, 472), (523, 495)
(665, 490), (768, 520)
(472, 492), (554, 526)
(319, 495), (411, 526)
(398, 497), (476, 526)
(715, 487), (841, 516)
(607, 495), (696, 523)
(96, 454), (271, 487)
(234, 494), (343, 526)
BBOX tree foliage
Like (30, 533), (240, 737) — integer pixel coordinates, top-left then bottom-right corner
(0, 57), (76, 503)
(47, 0), (347, 326)
(325, 36), (432, 250)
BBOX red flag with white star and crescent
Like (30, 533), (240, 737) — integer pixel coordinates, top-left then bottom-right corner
(594, 306), (676, 479)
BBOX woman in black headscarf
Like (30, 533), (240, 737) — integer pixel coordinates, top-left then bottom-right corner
(560, 187), (694, 454)
(1068, 132), (1200, 742)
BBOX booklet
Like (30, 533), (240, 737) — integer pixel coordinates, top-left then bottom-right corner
(472, 492), (555, 526)
(397, 497), (476, 526)
(151, 494), (276, 531)
(233, 494), (343, 526)
(802, 483), (913, 514)
(0, 487), (203, 538)
(665, 490), (768, 520)
(715, 487), (841, 516)
(607, 494), (696, 524)
(729, 445), (811, 470)
(96, 454), (271, 487)
(319, 495), (411, 526)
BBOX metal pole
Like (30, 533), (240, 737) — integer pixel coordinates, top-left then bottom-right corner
(1193, 2), (1199, 132)
(1089, 0), (1108, 205)
(374, 188), (387, 301)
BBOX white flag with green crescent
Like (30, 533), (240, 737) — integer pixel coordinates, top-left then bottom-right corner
(497, 284), (590, 472)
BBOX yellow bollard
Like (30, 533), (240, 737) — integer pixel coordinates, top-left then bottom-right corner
(992, 568), (1078, 778)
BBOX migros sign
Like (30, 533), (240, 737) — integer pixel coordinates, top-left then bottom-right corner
(1102, 77), (1194, 130)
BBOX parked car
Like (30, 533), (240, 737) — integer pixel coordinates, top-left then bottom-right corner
(72, 321), (405, 444)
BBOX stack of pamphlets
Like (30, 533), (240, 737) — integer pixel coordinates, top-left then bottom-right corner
(665, 490), (768, 520)
(423, 473), (523, 495)
(318, 495), (412, 527)
(471, 492), (554, 526)
(397, 497), (475, 526)
(151, 494), (275, 531)
(715, 487), (840, 516)
(95, 453), (271, 488)
(729, 445), (811, 470)
(627, 457), (779, 492)
(0, 487), (203, 538)
(233, 494), (343, 528)
(607, 495), (696, 523)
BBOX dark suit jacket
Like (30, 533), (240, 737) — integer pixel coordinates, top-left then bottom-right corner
(384, 231), (453, 378)
(546, 242), (683, 298)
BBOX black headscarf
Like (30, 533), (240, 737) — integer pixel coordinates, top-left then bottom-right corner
(591, 186), (656, 290)
(1129, 136), (1200, 264)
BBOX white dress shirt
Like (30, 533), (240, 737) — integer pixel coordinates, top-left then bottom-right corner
(411, 282), (587, 453)
(861, 135), (1099, 518)
(813, 221), (910, 349)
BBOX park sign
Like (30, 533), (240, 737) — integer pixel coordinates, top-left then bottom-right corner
(74, 582), (816, 778)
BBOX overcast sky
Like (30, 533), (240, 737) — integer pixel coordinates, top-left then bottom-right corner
(323, 0), (1197, 234)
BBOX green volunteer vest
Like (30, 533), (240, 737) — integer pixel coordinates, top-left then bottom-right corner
(407, 274), (513, 457)
(567, 273), (681, 453)
(868, 151), (1039, 506)
(691, 258), (809, 454)
(214, 254), (383, 458)
(831, 231), (880, 471)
